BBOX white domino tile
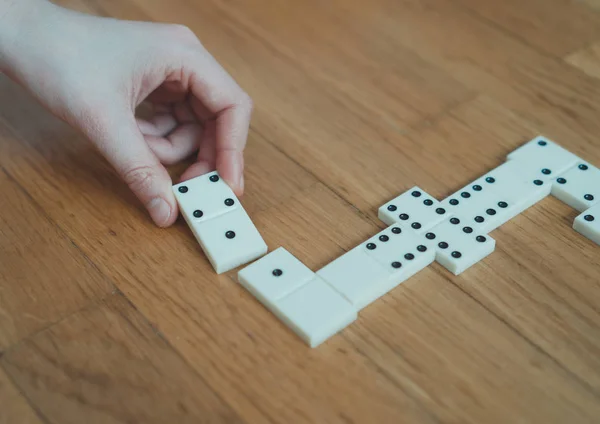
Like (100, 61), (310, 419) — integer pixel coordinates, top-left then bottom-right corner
(192, 208), (267, 274)
(378, 186), (449, 232)
(477, 161), (551, 212)
(573, 204), (600, 246)
(317, 246), (393, 310)
(424, 217), (496, 275)
(173, 172), (267, 274)
(551, 161), (600, 212)
(238, 247), (315, 305)
(507, 135), (579, 180)
(363, 225), (435, 277)
(270, 277), (357, 348)
(173, 171), (239, 223)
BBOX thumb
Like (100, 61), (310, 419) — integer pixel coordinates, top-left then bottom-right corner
(83, 106), (177, 227)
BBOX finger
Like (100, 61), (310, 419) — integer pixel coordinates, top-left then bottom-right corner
(84, 106), (178, 227)
(146, 122), (202, 165)
(136, 112), (178, 137)
(145, 80), (188, 104)
(181, 51), (253, 194)
(180, 120), (217, 181)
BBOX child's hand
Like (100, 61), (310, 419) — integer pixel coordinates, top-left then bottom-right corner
(0, 0), (252, 227)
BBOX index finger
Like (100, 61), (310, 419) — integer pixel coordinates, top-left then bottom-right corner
(179, 48), (253, 195)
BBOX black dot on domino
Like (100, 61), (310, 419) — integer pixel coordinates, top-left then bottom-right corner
(193, 210), (203, 218)
(392, 227), (402, 234)
(538, 140), (547, 146)
(579, 164), (589, 171)
(450, 217), (460, 225)
(209, 175), (219, 182)
(412, 190), (422, 197)
(392, 261), (402, 269)
(584, 215), (595, 222)
(534, 180), (543, 186)
(272, 269), (283, 277)
(224, 198), (235, 206)
(451, 251), (462, 259)
(449, 199), (459, 206)
(178, 186), (188, 193)
(542, 168), (551, 175)
(426, 232), (436, 240)
(387, 205), (397, 212)
(584, 194), (594, 201)
(399, 213), (409, 220)
(475, 216), (484, 223)
(463, 226), (473, 234)
(472, 184), (482, 191)
(366, 243), (377, 250)
(417, 245), (427, 252)
(557, 177), (567, 184)
(476, 235), (487, 243)
(225, 230), (236, 239)
(486, 208), (497, 216)
(498, 201), (508, 208)
(411, 222), (422, 230)
(485, 177), (495, 184)
(423, 199), (434, 206)
(461, 192), (471, 199)
(379, 235), (389, 242)
(436, 208), (446, 215)
(438, 241), (449, 249)
(404, 253), (415, 260)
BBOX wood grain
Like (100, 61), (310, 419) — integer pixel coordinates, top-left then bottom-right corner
(0, 367), (42, 424)
(1, 0), (600, 422)
(1, 293), (241, 424)
(566, 41), (600, 79)
(0, 165), (112, 350)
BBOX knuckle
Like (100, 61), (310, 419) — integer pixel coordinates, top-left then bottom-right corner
(121, 165), (158, 194)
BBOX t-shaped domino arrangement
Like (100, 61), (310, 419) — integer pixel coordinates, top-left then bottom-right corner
(173, 136), (600, 348)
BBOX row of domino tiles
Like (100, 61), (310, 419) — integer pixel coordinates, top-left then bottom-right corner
(172, 136), (600, 347)
(236, 136), (600, 347)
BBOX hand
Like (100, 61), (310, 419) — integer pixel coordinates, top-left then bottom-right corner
(0, 0), (253, 227)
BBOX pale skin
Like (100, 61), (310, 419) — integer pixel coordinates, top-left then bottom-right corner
(0, 0), (252, 227)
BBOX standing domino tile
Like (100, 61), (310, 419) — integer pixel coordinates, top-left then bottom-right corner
(192, 208), (267, 274)
(173, 171), (239, 223)
(552, 162), (600, 212)
(424, 216), (496, 275)
(573, 204), (600, 246)
(507, 135), (579, 180)
(378, 186), (449, 232)
(238, 247), (315, 306)
(173, 172), (267, 274)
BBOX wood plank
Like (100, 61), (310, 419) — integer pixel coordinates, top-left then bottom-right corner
(306, 0), (600, 156)
(453, 0), (600, 56)
(398, 95), (600, 390)
(344, 271), (600, 424)
(0, 168), (113, 350)
(566, 41), (600, 79)
(0, 81), (433, 423)
(1, 293), (242, 424)
(2, 89), (600, 421)
(0, 367), (43, 424)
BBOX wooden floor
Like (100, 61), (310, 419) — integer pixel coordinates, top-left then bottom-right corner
(2, 0), (600, 422)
